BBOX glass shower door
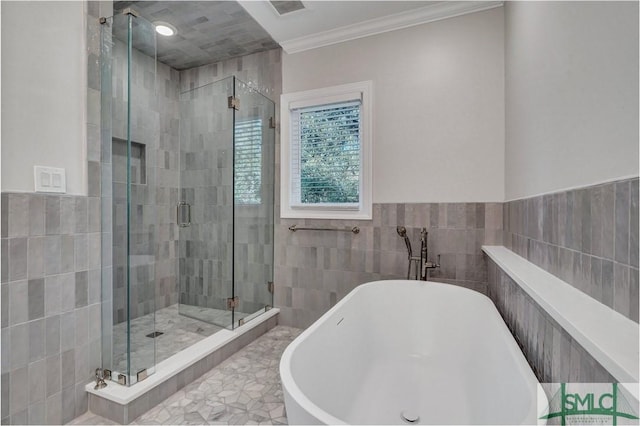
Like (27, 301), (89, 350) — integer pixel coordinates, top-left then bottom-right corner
(177, 76), (275, 330)
(232, 78), (276, 327)
(178, 77), (235, 329)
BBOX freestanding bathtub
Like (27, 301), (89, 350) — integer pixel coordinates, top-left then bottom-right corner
(280, 280), (544, 425)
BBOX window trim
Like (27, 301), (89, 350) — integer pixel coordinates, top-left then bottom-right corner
(280, 81), (373, 220)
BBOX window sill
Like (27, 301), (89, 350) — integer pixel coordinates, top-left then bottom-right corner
(280, 208), (372, 220)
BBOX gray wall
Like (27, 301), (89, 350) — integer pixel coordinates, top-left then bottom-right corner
(1, 1), (87, 195)
(503, 178), (639, 323)
(275, 202), (504, 328)
(504, 1), (638, 199)
(487, 259), (616, 383)
(1, 193), (102, 424)
(282, 7), (506, 203)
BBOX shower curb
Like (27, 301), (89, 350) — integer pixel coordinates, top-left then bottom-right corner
(86, 311), (279, 424)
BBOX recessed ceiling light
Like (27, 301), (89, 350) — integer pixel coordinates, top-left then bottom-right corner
(154, 22), (176, 36)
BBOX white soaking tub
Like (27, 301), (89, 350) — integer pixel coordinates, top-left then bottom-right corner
(280, 280), (544, 425)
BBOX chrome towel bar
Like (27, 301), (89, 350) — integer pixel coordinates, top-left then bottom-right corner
(288, 224), (360, 234)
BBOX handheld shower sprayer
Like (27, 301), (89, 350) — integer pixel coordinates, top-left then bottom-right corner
(396, 226), (412, 258)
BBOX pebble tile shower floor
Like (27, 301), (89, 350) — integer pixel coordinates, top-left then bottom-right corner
(70, 326), (301, 425)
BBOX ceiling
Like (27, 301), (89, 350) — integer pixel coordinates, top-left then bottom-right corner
(239, 1), (503, 53)
(113, 1), (503, 70)
(241, 1), (437, 43)
(114, 1), (280, 70)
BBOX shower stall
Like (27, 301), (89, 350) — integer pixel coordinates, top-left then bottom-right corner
(99, 11), (275, 386)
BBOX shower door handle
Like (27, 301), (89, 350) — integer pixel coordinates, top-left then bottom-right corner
(177, 202), (191, 227)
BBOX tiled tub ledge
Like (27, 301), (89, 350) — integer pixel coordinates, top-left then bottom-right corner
(482, 246), (639, 383)
(85, 309), (279, 424)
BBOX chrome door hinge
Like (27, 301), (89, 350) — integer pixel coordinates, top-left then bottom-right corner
(267, 281), (274, 294)
(228, 96), (240, 110)
(227, 296), (239, 310)
(137, 369), (148, 382)
(269, 117), (276, 129)
(117, 374), (127, 386)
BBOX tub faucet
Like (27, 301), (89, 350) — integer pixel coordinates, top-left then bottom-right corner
(396, 226), (440, 280)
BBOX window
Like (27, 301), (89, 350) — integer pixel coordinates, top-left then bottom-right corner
(234, 118), (262, 205)
(281, 81), (372, 219)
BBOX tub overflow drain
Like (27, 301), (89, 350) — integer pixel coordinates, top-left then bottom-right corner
(401, 410), (419, 423)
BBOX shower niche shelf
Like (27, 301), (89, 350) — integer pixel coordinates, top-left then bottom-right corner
(112, 138), (147, 185)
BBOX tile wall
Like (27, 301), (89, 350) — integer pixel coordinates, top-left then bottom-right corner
(1, 193), (102, 424)
(274, 202), (504, 328)
(487, 259), (616, 383)
(107, 38), (181, 324)
(503, 177), (639, 322)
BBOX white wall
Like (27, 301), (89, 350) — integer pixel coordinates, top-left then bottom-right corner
(505, 1), (639, 200)
(1, 1), (87, 195)
(282, 7), (505, 204)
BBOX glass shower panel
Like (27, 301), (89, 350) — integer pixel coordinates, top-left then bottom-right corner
(232, 78), (276, 326)
(100, 14), (116, 380)
(178, 77), (235, 329)
(126, 12), (158, 383)
(103, 11), (158, 385)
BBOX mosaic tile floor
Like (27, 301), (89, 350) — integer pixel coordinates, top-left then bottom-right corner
(70, 326), (302, 425)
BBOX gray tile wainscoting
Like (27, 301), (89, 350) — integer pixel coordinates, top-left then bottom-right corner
(503, 177), (639, 322)
(487, 259), (616, 383)
(1, 193), (102, 425)
(274, 202), (504, 328)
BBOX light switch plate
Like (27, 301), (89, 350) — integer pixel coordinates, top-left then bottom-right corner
(34, 166), (66, 193)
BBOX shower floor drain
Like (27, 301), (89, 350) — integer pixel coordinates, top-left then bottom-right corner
(146, 331), (164, 338)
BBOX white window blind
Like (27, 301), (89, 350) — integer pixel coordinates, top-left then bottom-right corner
(234, 119), (262, 205)
(290, 100), (361, 207)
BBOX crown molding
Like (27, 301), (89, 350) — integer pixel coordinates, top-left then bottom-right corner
(280, 1), (503, 54)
